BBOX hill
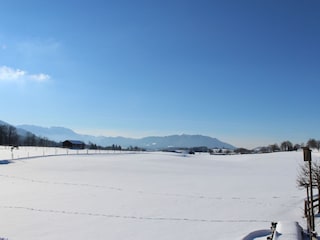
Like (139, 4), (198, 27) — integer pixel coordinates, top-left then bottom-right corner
(16, 124), (235, 149)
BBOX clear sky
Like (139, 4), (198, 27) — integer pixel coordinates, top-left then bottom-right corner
(0, 0), (319, 149)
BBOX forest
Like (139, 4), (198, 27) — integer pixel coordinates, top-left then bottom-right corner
(0, 124), (59, 147)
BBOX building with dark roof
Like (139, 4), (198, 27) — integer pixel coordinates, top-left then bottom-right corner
(62, 140), (85, 149)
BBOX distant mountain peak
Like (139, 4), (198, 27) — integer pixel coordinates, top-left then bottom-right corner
(15, 123), (236, 149)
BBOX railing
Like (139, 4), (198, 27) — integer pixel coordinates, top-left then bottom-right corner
(305, 196), (319, 217)
(304, 194), (318, 239)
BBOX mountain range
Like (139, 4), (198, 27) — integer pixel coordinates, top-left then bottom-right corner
(1, 120), (235, 149)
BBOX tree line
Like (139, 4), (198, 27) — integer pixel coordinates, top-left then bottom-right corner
(2, 124), (320, 154)
(235, 139), (320, 154)
(0, 124), (59, 147)
(0, 124), (145, 151)
(87, 142), (145, 151)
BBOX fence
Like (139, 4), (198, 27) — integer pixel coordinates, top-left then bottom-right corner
(304, 194), (319, 239)
(0, 146), (127, 161)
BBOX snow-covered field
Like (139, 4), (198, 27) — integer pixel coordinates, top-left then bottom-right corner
(0, 147), (316, 239)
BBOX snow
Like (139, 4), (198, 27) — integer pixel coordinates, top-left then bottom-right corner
(0, 147), (316, 239)
(272, 221), (303, 240)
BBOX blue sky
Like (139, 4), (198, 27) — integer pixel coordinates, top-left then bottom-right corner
(0, 0), (319, 148)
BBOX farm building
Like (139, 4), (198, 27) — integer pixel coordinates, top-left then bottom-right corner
(62, 140), (85, 149)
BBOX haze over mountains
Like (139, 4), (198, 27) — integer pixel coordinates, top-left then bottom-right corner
(17, 124), (235, 149)
(1, 120), (235, 149)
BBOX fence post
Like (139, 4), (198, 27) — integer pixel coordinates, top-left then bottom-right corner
(303, 147), (315, 232)
(305, 200), (308, 218)
(318, 193), (320, 214)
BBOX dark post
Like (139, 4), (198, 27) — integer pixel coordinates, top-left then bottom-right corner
(303, 147), (315, 233)
(306, 184), (311, 233)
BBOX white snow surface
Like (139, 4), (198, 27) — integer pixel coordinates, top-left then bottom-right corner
(0, 146), (316, 239)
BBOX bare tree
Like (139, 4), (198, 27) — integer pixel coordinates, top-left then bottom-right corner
(297, 161), (320, 213)
(0, 125), (6, 145)
(281, 141), (293, 151)
(8, 126), (18, 146)
(24, 132), (37, 146)
(297, 163), (310, 188)
(307, 139), (318, 149)
(269, 143), (280, 152)
(293, 144), (301, 151)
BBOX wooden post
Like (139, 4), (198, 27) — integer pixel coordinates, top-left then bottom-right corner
(318, 188), (320, 214)
(306, 186), (311, 233)
(308, 157), (315, 231)
(303, 147), (315, 233)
